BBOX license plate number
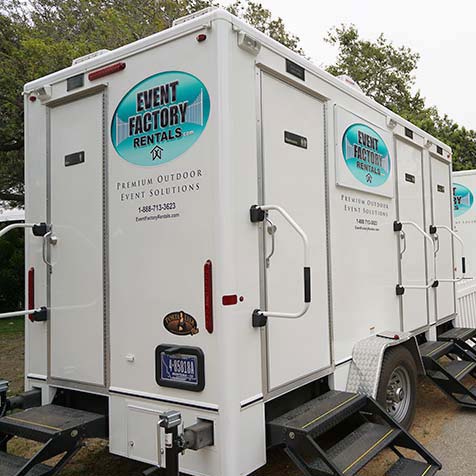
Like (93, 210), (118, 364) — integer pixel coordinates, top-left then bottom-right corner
(160, 353), (198, 385)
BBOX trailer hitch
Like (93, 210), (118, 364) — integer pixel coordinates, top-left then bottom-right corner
(143, 415), (214, 476)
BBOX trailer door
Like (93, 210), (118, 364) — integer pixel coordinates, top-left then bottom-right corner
(260, 73), (331, 391)
(396, 139), (429, 331)
(48, 90), (105, 387)
(431, 156), (456, 321)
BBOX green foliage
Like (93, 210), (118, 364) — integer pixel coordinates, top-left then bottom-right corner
(325, 24), (476, 169)
(0, 228), (23, 313)
(0, 0), (302, 207)
(227, 0), (303, 54)
(0, 316), (24, 335)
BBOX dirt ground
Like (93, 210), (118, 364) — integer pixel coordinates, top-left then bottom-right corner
(0, 320), (460, 475)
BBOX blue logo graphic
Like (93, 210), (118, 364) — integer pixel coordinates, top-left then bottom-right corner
(111, 71), (210, 166)
(342, 123), (390, 187)
(453, 183), (474, 217)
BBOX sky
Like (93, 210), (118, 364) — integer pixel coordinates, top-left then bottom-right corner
(222, 0), (476, 130)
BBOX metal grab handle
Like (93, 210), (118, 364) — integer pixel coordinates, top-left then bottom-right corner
(42, 231), (53, 267)
(399, 231), (407, 257)
(250, 205), (311, 324)
(265, 217), (277, 268)
(394, 221), (437, 290)
(0, 307), (47, 320)
(431, 224), (470, 282)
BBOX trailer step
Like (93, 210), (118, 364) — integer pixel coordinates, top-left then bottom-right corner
(0, 452), (51, 476)
(268, 390), (441, 475)
(308, 422), (398, 476)
(430, 360), (476, 381)
(0, 404), (106, 476)
(0, 404), (106, 442)
(386, 458), (439, 476)
(419, 341), (454, 360)
(420, 340), (476, 408)
(439, 327), (476, 343)
(269, 390), (367, 438)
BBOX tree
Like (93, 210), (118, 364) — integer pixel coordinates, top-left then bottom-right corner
(227, 0), (303, 54)
(325, 24), (476, 170)
(0, 0), (303, 206)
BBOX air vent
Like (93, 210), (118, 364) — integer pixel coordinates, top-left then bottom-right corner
(436, 145), (443, 155)
(404, 127), (413, 139)
(72, 49), (110, 65)
(172, 7), (217, 26)
(286, 59), (305, 81)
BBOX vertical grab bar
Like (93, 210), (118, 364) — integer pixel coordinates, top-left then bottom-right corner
(0, 222), (50, 321)
(250, 205), (311, 327)
(394, 220), (437, 292)
(431, 224), (470, 282)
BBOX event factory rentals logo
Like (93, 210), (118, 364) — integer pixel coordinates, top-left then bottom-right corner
(453, 183), (474, 217)
(111, 71), (211, 166)
(342, 123), (390, 187)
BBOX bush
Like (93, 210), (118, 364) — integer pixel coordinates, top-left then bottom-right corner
(0, 228), (24, 313)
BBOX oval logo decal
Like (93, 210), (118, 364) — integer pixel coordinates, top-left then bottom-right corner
(342, 123), (391, 187)
(163, 311), (199, 336)
(111, 71), (210, 166)
(453, 182), (474, 217)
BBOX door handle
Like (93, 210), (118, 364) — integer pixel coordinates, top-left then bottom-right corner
(42, 231), (58, 267)
(265, 217), (277, 268)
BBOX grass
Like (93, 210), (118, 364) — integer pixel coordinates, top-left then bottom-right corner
(0, 317), (454, 476)
(0, 316), (24, 335)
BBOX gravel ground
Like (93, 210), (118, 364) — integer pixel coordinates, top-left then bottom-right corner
(1, 319), (474, 475)
(427, 407), (476, 476)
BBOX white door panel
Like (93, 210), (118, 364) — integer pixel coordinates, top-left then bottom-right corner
(431, 157), (456, 320)
(396, 140), (428, 331)
(261, 73), (331, 390)
(49, 92), (105, 386)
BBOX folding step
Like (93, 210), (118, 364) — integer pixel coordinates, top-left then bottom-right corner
(439, 327), (476, 343)
(0, 404), (106, 442)
(0, 404), (106, 476)
(420, 340), (476, 408)
(386, 458), (439, 476)
(419, 341), (454, 360)
(268, 390), (441, 476)
(308, 422), (399, 476)
(0, 452), (51, 476)
(430, 360), (476, 381)
(269, 390), (367, 441)
(458, 385), (476, 406)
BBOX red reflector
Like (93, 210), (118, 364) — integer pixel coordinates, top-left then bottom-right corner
(28, 267), (35, 322)
(222, 295), (238, 306)
(204, 260), (213, 333)
(196, 34), (207, 42)
(88, 62), (126, 81)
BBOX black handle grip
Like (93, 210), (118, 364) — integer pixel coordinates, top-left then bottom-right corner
(304, 267), (311, 303)
(462, 257), (466, 275)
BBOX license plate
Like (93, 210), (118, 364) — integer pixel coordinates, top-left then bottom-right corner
(160, 353), (198, 385)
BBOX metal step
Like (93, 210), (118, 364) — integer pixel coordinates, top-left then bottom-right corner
(457, 385), (476, 406)
(308, 422), (399, 476)
(0, 404), (106, 443)
(386, 458), (439, 476)
(0, 452), (51, 476)
(431, 360), (476, 381)
(439, 327), (476, 342)
(419, 341), (454, 360)
(268, 390), (367, 440)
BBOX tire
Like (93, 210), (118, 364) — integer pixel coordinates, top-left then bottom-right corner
(376, 346), (418, 430)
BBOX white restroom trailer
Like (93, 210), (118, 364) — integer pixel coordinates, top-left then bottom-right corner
(452, 170), (476, 327)
(7, 7), (465, 476)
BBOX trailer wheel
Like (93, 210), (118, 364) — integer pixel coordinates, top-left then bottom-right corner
(376, 346), (417, 429)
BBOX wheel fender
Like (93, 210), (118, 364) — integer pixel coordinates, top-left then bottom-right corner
(346, 331), (423, 399)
